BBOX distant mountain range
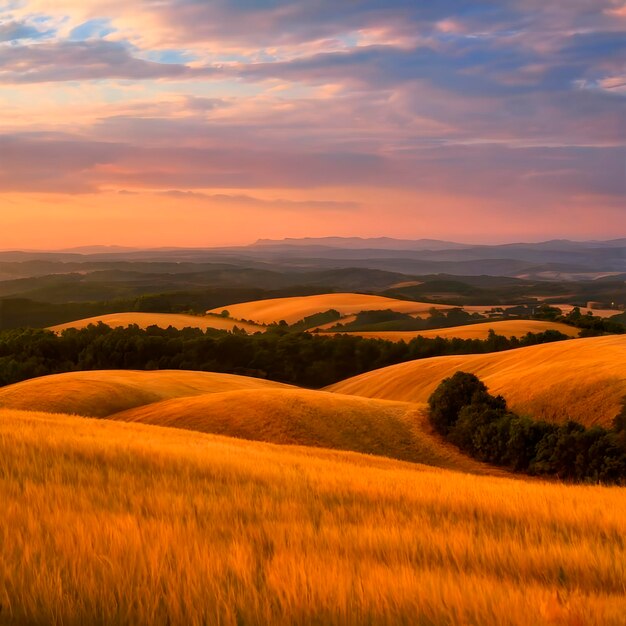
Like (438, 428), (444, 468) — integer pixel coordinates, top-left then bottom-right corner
(252, 237), (472, 251)
(252, 237), (626, 252)
(0, 237), (624, 278)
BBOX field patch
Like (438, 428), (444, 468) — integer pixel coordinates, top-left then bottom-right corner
(49, 312), (264, 334)
(323, 319), (579, 341)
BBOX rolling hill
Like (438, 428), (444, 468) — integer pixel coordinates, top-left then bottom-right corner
(207, 292), (455, 325)
(49, 312), (264, 333)
(1, 408), (624, 626)
(321, 319), (579, 342)
(0, 370), (291, 417)
(109, 388), (489, 471)
(328, 335), (626, 427)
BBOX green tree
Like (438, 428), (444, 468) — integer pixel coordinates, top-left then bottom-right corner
(428, 371), (503, 435)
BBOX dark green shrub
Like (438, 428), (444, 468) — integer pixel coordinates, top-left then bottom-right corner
(428, 372), (487, 435)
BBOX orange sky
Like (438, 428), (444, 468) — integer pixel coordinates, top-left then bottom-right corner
(1, 1), (624, 247)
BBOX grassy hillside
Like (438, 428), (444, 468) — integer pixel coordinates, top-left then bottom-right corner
(323, 319), (579, 341)
(110, 388), (489, 471)
(49, 312), (264, 333)
(328, 335), (626, 427)
(1, 409), (624, 626)
(0, 370), (291, 417)
(207, 292), (455, 325)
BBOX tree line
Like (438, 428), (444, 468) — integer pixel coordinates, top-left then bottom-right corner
(0, 323), (569, 388)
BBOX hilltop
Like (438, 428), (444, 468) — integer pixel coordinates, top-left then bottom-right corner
(0, 370), (291, 417)
(110, 388), (491, 471)
(329, 335), (626, 427)
(207, 292), (455, 325)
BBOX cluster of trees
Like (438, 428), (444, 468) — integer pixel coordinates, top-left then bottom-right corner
(288, 309), (341, 331)
(0, 324), (569, 389)
(428, 372), (626, 484)
(533, 304), (625, 336)
(560, 307), (626, 336)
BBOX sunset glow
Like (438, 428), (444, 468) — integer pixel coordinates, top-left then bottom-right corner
(1, 1), (624, 247)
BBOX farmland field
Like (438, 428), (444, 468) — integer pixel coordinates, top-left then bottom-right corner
(1, 409), (624, 626)
(49, 312), (264, 334)
(322, 319), (579, 341)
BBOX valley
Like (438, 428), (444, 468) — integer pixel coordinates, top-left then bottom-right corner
(0, 241), (624, 625)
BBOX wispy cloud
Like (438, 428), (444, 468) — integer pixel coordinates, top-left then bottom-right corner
(0, 40), (220, 83)
(0, 18), (53, 41)
(156, 190), (359, 211)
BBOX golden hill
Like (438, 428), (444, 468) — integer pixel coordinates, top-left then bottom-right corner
(207, 292), (455, 325)
(328, 335), (626, 427)
(0, 369), (291, 418)
(110, 388), (489, 471)
(1, 409), (624, 626)
(323, 319), (579, 342)
(49, 312), (264, 333)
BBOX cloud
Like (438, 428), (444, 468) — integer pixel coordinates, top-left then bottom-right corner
(0, 40), (217, 83)
(0, 132), (124, 193)
(183, 96), (231, 112)
(0, 19), (52, 41)
(237, 44), (532, 95)
(1, 121), (622, 214)
(106, 0), (617, 51)
(156, 190), (359, 211)
(69, 18), (115, 40)
(1, 1), (623, 106)
(0, 127), (391, 193)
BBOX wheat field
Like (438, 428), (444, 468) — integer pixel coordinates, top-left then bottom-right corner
(1, 408), (624, 626)
(49, 312), (265, 334)
(329, 335), (626, 427)
(109, 388), (493, 472)
(207, 292), (456, 325)
(0, 369), (292, 417)
(324, 319), (579, 342)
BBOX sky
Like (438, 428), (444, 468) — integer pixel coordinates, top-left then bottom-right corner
(0, 0), (624, 248)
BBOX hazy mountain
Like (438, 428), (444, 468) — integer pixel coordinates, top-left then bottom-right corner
(252, 237), (471, 250)
(0, 238), (623, 278)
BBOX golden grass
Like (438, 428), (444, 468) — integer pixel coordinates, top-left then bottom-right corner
(48, 312), (264, 333)
(328, 335), (626, 427)
(0, 409), (624, 626)
(0, 369), (291, 417)
(207, 292), (455, 325)
(324, 319), (580, 342)
(110, 388), (491, 472)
